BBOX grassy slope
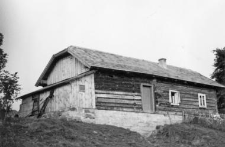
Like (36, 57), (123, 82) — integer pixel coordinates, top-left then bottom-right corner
(0, 118), (150, 147)
(148, 122), (225, 147)
(1, 118), (225, 147)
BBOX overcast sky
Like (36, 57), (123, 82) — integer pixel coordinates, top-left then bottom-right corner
(1, 0), (225, 110)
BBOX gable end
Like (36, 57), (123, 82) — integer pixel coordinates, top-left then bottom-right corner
(35, 48), (90, 87)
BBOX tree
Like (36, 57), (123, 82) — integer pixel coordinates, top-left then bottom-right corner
(211, 47), (225, 111)
(0, 33), (21, 119)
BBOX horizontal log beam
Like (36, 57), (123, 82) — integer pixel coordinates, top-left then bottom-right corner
(97, 97), (142, 105)
(95, 90), (141, 96)
(96, 102), (142, 108)
(96, 94), (141, 100)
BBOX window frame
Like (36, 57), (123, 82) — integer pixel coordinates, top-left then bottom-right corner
(198, 93), (207, 108)
(169, 90), (180, 105)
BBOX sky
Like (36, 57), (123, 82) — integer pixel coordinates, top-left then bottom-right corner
(0, 0), (225, 111)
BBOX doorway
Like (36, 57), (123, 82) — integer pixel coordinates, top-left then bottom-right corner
(141, 84), (155, 113)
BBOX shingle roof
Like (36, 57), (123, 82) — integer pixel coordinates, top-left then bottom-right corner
(67, 46), (224, 88)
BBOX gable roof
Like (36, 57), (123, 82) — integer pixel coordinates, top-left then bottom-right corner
(36, 45), (224, 88)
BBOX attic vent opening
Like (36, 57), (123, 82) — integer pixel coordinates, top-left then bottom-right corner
(79, 85), (85, 92)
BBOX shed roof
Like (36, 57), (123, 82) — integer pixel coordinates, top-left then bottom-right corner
(36, 45), (224, 88)
(18, 70), (95, 99)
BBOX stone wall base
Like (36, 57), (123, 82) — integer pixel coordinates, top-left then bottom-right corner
(61, 109), (182, 137)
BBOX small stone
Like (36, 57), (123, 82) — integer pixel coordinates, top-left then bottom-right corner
(85, 114), (95, 119)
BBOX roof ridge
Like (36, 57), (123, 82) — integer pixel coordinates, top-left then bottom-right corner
(70, 45), (204, 74)
(71, 45), (152, 62)
(67, 45), (224, 88)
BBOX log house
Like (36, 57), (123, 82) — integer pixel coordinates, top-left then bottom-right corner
(17, 46), (225, 117)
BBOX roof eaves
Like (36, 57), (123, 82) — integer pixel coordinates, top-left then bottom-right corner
(92, 65), (225, 88)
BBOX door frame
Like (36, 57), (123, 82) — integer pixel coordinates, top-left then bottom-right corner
(140, 83), (155, 113)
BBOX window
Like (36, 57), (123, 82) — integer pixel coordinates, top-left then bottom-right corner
(79, 85), (85, 92)
(198, 93), (207, 108)
(169, 90), (180, 105)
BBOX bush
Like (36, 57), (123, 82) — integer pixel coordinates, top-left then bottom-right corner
(189, 116), (225, 132)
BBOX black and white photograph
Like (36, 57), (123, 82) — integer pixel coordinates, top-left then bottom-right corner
(0, 0), (225, 146)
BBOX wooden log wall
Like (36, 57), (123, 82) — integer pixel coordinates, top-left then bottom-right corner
(96, 90), (142, 112)
(156, 80), (217, 112)
(94, 70), (218, 113)
(95, 71), (153, 112)
(47, 55), (88, 85)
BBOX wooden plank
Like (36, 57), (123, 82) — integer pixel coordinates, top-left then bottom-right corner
(95, 90), (141, 96)
(47, 55), (88, 85)
(182, 97), (217, 103)
(180, 102), (216, 108)
(182, 99), (216, 105)
(97, 97), (142, 105)
(71, 74), (95, 109)
(96, 102), (142, 108)
(96, 94), (141, 100)
(97, 106), (142, 112)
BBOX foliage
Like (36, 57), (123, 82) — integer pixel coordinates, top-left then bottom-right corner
(0, 33), (21, 119)
(189, 116), (225, 132)
(0, 33), (3, 46)
(0, 34), (7, 70)
(211, 47), (225, 110)
(149, 122), (225, 147)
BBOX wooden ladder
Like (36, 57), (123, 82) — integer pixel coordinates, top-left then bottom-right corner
(37, 90), (54, 118)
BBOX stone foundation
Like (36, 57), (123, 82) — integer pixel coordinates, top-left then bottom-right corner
(61, 109), (183, 137)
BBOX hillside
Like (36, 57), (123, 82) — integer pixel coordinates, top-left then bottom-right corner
(0, 118), (150, 147)
(1, 117), (225, 147)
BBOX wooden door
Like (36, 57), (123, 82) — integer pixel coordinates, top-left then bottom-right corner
(141, 84), (155, 113)
(32, 94), (40, 116)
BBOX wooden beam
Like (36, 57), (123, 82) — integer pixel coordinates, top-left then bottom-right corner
(95, 90), (141, 96)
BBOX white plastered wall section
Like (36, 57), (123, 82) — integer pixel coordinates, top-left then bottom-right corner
(63, 109), (183, 137)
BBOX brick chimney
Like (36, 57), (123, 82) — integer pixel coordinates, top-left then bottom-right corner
(158, 58), (167, 69)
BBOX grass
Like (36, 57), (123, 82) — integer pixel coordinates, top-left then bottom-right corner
(0, 118), (150, 147)
(148, 116), (225, 147)
(1, 116), (225, 147)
